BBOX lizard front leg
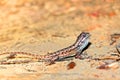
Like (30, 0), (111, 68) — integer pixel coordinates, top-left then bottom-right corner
(75, 46), (88, 59)
(75, 38), (90, 59)
(75, 51), (83, 59)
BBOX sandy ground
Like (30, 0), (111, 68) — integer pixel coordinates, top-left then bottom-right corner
(0, 0), (120, 80)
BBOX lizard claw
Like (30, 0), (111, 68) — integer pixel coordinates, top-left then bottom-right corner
(75, 55), (82, 59)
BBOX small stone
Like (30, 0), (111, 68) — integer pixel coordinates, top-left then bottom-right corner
(67, 61), (76, 70)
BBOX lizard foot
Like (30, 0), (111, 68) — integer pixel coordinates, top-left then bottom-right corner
(75, 55), (82, 59)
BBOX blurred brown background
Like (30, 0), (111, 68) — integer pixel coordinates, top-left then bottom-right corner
(0, 0), (120, 80)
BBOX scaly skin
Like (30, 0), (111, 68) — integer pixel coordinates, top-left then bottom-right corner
(0, 32), (90, 65)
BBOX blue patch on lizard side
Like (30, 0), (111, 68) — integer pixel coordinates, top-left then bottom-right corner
(76, 39), (89, 53)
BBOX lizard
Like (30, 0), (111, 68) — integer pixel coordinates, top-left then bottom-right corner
(0, 32), (90, 65)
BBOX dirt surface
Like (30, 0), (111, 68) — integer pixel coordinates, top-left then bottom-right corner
(0, 0), (120, 80)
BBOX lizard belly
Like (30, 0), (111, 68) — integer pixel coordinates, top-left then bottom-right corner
(57, 50), (77, 60)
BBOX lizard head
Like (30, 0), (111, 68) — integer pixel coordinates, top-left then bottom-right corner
(74, 32), (90, 52)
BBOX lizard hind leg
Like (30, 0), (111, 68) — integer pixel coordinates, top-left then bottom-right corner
(44, 56), (59, 66)
(0, 53), (17, 64)
(0, 52), (16, 61)
(6, 53), (16, 59)
(45, 60), (55, 66)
